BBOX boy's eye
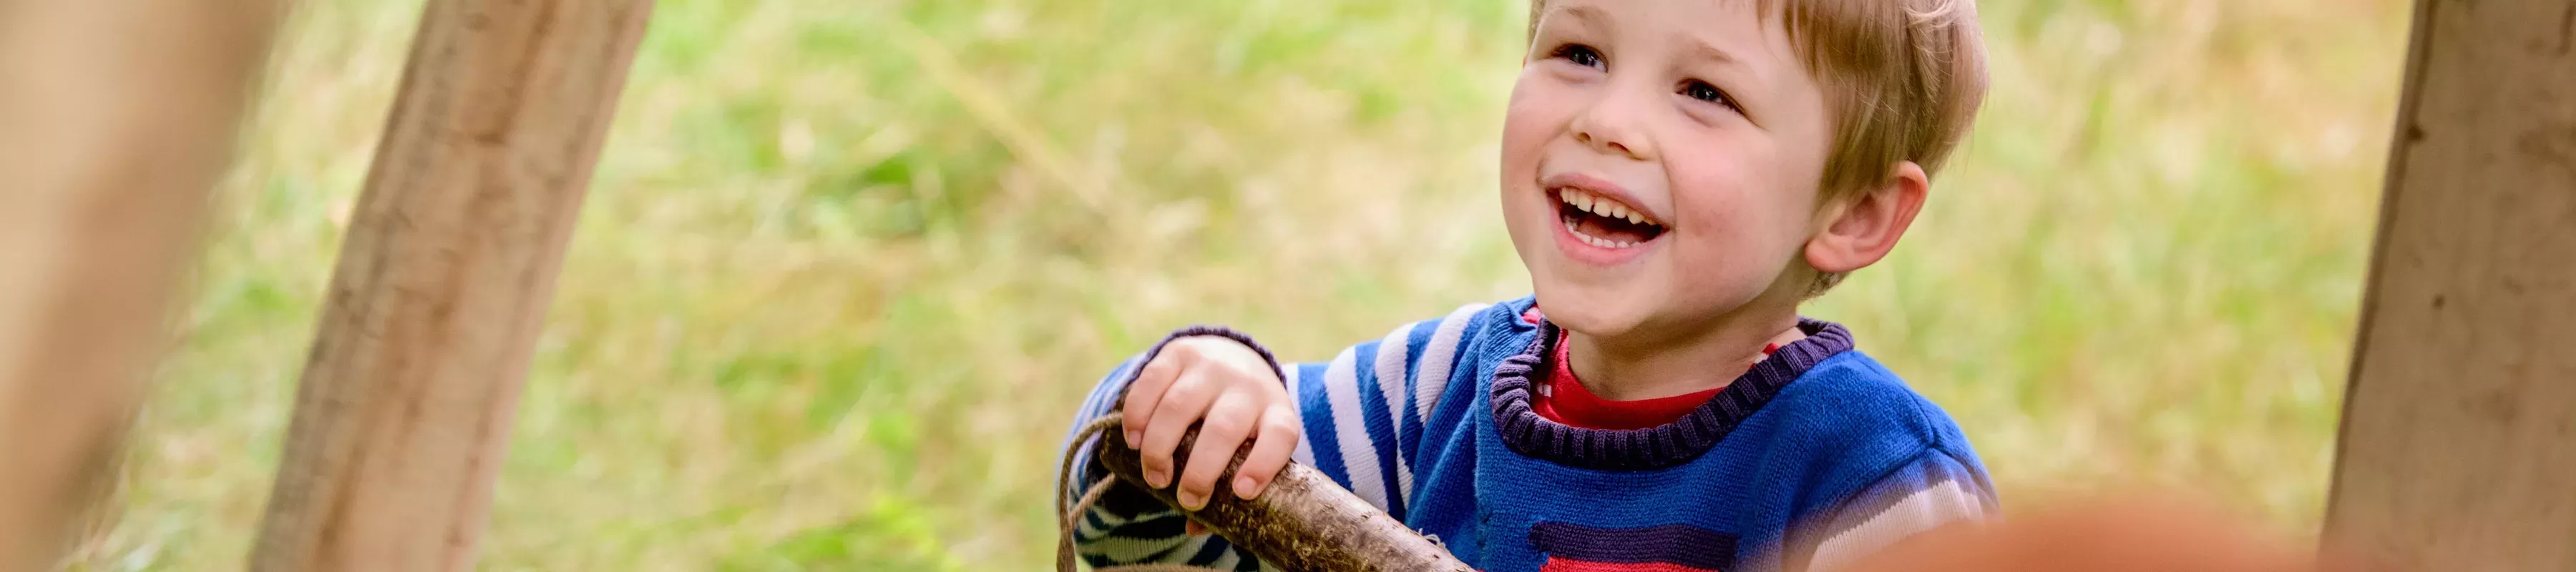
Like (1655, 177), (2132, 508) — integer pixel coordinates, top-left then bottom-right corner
(1681, 80), (1741, 113)
(1551, 44), (1605, 69)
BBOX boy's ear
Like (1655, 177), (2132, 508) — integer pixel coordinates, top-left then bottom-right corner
(1804, 162), (1930, 274)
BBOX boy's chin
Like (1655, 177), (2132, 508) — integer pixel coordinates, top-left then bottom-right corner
(1531, 285), (1658, 337)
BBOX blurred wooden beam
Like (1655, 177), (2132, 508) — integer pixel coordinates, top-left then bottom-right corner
(0, 0), (288, 568)
(245, 0), (651, 570)
(2324, 0), (2576, 569)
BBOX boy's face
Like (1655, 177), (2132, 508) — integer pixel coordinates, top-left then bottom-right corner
(1501, 0), (1837, 338)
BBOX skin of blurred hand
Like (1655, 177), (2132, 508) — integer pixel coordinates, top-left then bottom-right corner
(1836, 495), (2358, 572)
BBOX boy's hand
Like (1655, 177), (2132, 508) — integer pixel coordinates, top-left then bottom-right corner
(1121, 335), (1299, 516)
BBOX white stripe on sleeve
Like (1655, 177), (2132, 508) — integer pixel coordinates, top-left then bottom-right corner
(1284, 364), (1316, 466)
(1207, 548), (1243, 571)
(1372, 323), (1415, 500)
(1807, 478), (1988, 572)
(1321, 347), (1390, 511)
(1079, 527), (1191, 563)
(1412, 303), (1488, 423)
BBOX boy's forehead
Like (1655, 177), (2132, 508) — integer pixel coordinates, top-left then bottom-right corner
(1541, 0), (1795, 65)
(1541, 0), (1782, 30)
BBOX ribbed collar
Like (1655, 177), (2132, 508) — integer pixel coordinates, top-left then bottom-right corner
(1491, 318), (1855, 470)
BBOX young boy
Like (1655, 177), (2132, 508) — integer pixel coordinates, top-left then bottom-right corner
(1064, 0), (1991, 569)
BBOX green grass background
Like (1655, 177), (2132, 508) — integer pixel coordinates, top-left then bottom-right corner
(85, 0), (2404, 568)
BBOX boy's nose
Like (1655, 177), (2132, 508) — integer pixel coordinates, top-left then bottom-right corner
(1569, 94), (1655, 161)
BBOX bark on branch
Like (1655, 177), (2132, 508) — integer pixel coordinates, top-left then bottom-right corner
(1094, 422), (1473, 572)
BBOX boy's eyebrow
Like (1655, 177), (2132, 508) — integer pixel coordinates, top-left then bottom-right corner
(1545, 4), (1613, 36)
(1687, 39), (1740, 69)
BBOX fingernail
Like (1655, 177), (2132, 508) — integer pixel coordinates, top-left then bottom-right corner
(1145, 468), (1167, 488)
(1234, 475), (1258, 498)
(1123, 430), (1138, 444)
(1178, 490), (1206, 510)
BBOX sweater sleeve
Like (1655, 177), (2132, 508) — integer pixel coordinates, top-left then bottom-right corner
(1795, 451), (1999, 572)
(1057, 303), (1493, 569)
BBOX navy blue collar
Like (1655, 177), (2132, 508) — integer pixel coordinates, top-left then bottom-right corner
(1491, 319), (1855, 470)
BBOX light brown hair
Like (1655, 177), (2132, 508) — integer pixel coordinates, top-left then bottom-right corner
(1528, 0), (1986, 196)
(1526, 0), (1989, 293)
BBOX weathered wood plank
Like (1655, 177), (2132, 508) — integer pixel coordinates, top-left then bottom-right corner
(0, 0), (288, 568)
(2324, 0), (2576, 569)
(245, 0), (652, 570)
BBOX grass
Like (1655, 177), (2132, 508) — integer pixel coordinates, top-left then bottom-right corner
(84, 0), (2405, 568)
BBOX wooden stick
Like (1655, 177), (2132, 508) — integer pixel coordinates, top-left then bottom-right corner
(0, 0), (288, 568)
(246, 1), (651, 570)
(2323, 0), (2576, 569)
(1096, 424), (1474, 572)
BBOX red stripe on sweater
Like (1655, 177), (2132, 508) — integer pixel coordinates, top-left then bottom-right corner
(1540, 557), (1723, 572)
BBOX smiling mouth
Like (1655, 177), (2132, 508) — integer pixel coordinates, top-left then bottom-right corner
(1553, 187), (1668, 248)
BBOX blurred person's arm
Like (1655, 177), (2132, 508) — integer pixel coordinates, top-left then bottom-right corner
(1786, 453), (1999, 572)
(1835, 496), (2338, 572)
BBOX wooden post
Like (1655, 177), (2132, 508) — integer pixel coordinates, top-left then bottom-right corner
(2323, 0), (2576, 569)
(246, 0), (651, 570)
(0, 0), (287, 568)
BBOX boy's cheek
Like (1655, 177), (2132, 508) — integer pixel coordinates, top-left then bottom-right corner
(1496, 117), (1549, 170)
(1503, 68), (1558, 111)
(1501, 79), (1580, 152)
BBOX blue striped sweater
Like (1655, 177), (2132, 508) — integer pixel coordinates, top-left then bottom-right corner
(1063, 297), (1996, 571)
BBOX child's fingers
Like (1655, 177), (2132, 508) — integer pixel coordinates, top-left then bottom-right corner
(1119, 351), (1191, 445)
(1231, 405), (1299, 500)
(1137, 367), (1221, 489)
(1174, 392), (1261, 510)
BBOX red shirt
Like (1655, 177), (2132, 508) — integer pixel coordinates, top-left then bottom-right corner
(1522, 307), (1777, 430)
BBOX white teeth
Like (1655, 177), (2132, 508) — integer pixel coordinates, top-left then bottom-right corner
(1564, 220), (1640, 249)
(1559, 188), (1652, 226)
(1556, 186), (1662, 252)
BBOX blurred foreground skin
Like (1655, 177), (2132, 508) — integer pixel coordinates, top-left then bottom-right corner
(0, 0), (284, 567)
(1839, 496), (2345, 572)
